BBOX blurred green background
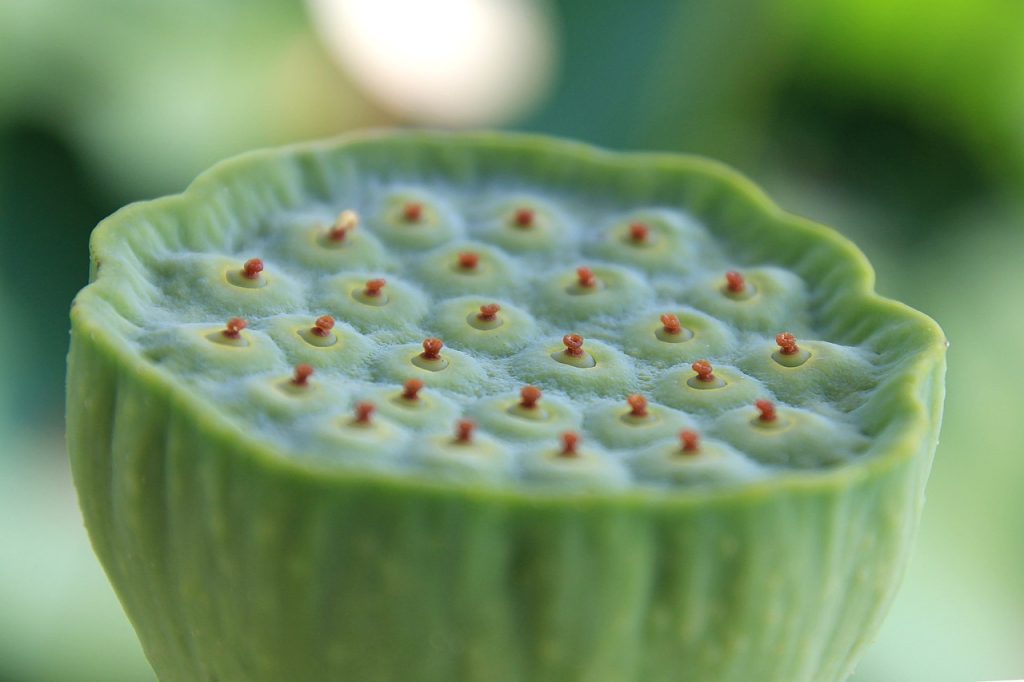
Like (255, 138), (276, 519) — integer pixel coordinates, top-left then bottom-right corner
(1, 1), (1021, 680)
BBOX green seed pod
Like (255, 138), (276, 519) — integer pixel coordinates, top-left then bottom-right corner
(67, 131), (946, 682)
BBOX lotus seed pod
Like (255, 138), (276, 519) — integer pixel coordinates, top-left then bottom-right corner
(67, 131), (946, 682)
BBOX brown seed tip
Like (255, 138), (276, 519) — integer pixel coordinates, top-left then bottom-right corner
(627, 394), (649, 418)
(660, 313), (682, 335)
(402, 201), (423, 223)
(292, 363), (314, 387)
(457, 251), (480, 270)
(401, 379), (424, 401)
(328, 209), (359, 241)
(242, 258), (264, 280)
(421, 337), (444, 360)
(756, 399), (777, 423)
(628, 222), (649, 243)
(725, 271), (746, 294)
(576, 266), (598, 288)
(562, 333), (585, 357)
(477, 303), (501, 321)
(560, 432), (580, 457)
(680, 430), (700, 454)
(454, 419), (476, 444)
(692, 360), (715, 383)
(514, 207), (535, 228)
(776, 332), (800, 355)
(519, 385), (542, 409)
(354, 401), (376, 425)
(311, 315), (336, 337)
(363, 278), (386, 297)
(222, 317), (248, 339)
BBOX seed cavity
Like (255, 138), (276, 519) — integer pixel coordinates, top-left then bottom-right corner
(513, 208), (534, 228)
(621, 394), (656, 426)
(227, 258), (267, 288)
(456, 251), (480, 271)
(412, 337), (449, 371)
(656, 313), (694, 343)
(627, 222), (650, 245)
(300, 315), (338, 347)
(353, 401), (376, 425)
(291, 363), (314, 387)
(679, 429), (700, 454)
(454, 419), (476, 445)
(208, 317), (249, 346)
(553, 333), (596, 368)
(509, 385), (547, 421)
(402, 202), (424, 223)
(772, 332), (811, 367)
(468, 303), (503, 330)
(353, 278), (389, 306)
(687, 360), (726, 389)
(559, 432), (580, 458)
(401, 379), (424, 402)
(754, 399), (778, 425)
(326, 210), (358, 244)
(722, 270), (755, 299)
(571, 266), (600, 293)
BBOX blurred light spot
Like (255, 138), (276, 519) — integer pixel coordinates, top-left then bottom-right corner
(307, 0), (556, 127)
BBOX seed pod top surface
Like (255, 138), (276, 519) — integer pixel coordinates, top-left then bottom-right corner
(70, 131), (946, 498)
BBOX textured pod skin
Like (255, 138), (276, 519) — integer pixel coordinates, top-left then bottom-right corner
(67, 131), (946, 682)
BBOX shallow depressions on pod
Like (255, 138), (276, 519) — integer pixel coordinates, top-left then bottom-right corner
(74, 131), (942, 492)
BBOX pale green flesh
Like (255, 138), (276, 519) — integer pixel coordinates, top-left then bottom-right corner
(68, 131), (947, 682)
(76, 132), (919, 491)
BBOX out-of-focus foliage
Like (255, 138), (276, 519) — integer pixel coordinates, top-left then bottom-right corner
(0, 0), (1021, 680)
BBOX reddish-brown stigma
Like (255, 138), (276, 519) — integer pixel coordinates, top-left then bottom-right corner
(514, 207), (534, 228)
(242, 258), (264, 280)
(660, 313), (683, 335)
(725, 271), (746, 294)
(627, 394), (649, 418)
(401, 379), (424, 401)
(680, 430), (700, 454)
(454, 419), (475, 444)
(328, 210), (358, 242)
(756, 399), (777, 423)
(222, 317), (247, 339)
(776, 332), (800, 355)
(576, 266), (598, 288)
(628, 222), (649, 243)
(311, 315), (335, 337)
(363, 278), (386, 297)
(402, 202), (423, 223)
(477, 303), (501, 321)
(692, 360), (715, 383)
(519, 385), (542, 409)
(421, 337), (444, 361)
(354, 401), (376, 425)
(291, 363), (314, 387)
(562, 334), (585, 357)
(458, 251), (480, 270)
(560, 432), (580, 457)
